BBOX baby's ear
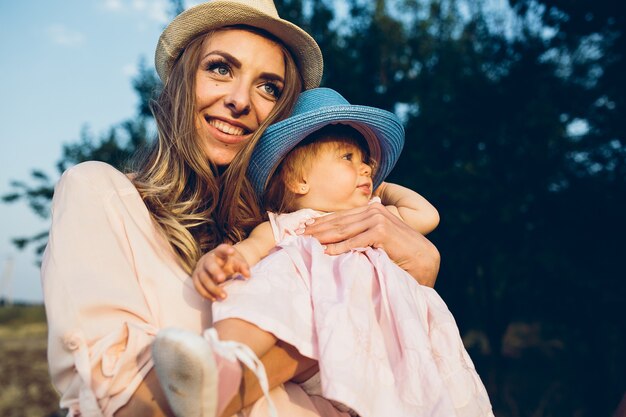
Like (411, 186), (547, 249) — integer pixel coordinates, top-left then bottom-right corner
(288, 179), (310, 195)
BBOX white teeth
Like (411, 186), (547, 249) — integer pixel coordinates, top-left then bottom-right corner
(208, 119), (245, 136)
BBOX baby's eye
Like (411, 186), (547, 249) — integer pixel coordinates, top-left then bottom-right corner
(342, 153), (353, 161)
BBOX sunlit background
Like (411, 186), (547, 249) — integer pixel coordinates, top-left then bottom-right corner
(1, 1), (625, 416)
(0, 0), (188, 302)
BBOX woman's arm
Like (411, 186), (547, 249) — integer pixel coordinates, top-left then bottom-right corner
(303, 202), (440, 287)
(113, 369), (174, 417)
(115, 343), (317, 417)
(375, 181), (440, 235)
(220, 342), (318, 416)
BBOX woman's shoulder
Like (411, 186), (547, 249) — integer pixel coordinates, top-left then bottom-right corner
(58, 161), (135, 194)
(62, 160), (128, 180)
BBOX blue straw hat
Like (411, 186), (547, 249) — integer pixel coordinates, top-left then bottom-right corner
(248, 88), (405, 197)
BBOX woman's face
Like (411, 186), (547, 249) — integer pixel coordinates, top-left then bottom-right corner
(195, 29), (286, 166)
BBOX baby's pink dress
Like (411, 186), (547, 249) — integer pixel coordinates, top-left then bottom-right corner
(213, 206), (494, 417)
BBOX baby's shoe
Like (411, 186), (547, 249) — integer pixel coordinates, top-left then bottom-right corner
(152, 327), (276, 417)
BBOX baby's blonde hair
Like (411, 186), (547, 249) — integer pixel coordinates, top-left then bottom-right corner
(263, 124), (375, 213)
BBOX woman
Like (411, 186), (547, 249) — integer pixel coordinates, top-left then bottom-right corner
(41, 1), (440, 416)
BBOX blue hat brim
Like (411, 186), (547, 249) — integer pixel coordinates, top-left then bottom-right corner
(249, 104), (405, 197)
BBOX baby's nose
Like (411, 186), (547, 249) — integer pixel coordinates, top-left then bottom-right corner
(361, 162), (372, 176)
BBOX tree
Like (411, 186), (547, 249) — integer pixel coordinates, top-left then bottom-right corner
(2, 60), (159, 257)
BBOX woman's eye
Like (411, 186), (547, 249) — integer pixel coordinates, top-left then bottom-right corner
(262, 82), (282, 98)
(207, 62), (230, 76)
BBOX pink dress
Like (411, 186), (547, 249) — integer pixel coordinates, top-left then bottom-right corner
(213, 207), (494, 417)
(42, 162), (350, 417)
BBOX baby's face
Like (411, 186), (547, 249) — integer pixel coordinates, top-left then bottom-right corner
(301, 140), (373, 212)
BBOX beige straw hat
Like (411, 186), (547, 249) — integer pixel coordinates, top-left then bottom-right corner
(155, 0), (323, 90)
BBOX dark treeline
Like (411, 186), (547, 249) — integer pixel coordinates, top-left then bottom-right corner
(4, 0), (625, 415)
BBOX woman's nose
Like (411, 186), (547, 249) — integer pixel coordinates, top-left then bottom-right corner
(224, 81), (251, 116)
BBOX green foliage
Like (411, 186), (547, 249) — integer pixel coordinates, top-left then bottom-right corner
(271, 0), (626, 414)
(2, 60), (160, 260)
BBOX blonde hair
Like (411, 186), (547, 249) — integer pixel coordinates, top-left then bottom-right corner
(132, 27), (303, 274)
(264, 124), (374, 213)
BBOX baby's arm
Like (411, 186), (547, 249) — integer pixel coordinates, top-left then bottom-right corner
(375, 181), (440, 235)
(234, 221), (276, 266)
(192, 222), (275, 301)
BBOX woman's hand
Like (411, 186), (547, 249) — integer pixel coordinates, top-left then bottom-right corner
(192, 243), (250, 301)
(301, 202), (440, 287)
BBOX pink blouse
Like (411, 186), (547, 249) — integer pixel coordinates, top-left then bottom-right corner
(42, 161), (353, 417)
(42, 162), (212, 416)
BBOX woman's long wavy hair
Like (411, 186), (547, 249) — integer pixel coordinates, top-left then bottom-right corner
(131, 26), (303, 274)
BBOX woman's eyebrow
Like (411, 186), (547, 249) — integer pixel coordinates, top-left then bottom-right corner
(259, 72), (285, 84)
(202, 50), (284, 83)
(203, 50), (241, 68)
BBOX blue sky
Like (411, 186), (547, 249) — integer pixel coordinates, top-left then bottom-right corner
(0, 0), (193, 302)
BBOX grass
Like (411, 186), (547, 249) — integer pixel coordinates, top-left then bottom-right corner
(0, 303), (47, 327)
(0, 303), (63, 417)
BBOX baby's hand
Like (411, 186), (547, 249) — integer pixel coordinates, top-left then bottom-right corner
(192, 243), (250, 301)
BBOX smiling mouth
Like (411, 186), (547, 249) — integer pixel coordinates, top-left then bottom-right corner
(206, 117), (250, 136)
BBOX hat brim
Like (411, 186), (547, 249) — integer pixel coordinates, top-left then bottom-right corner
(155, 1), (323, 90)
(249, 105), (405, 196)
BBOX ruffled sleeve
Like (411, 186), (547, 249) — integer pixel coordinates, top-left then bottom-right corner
(42, 162), (163, 416)
(267, 209), (321, 243)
